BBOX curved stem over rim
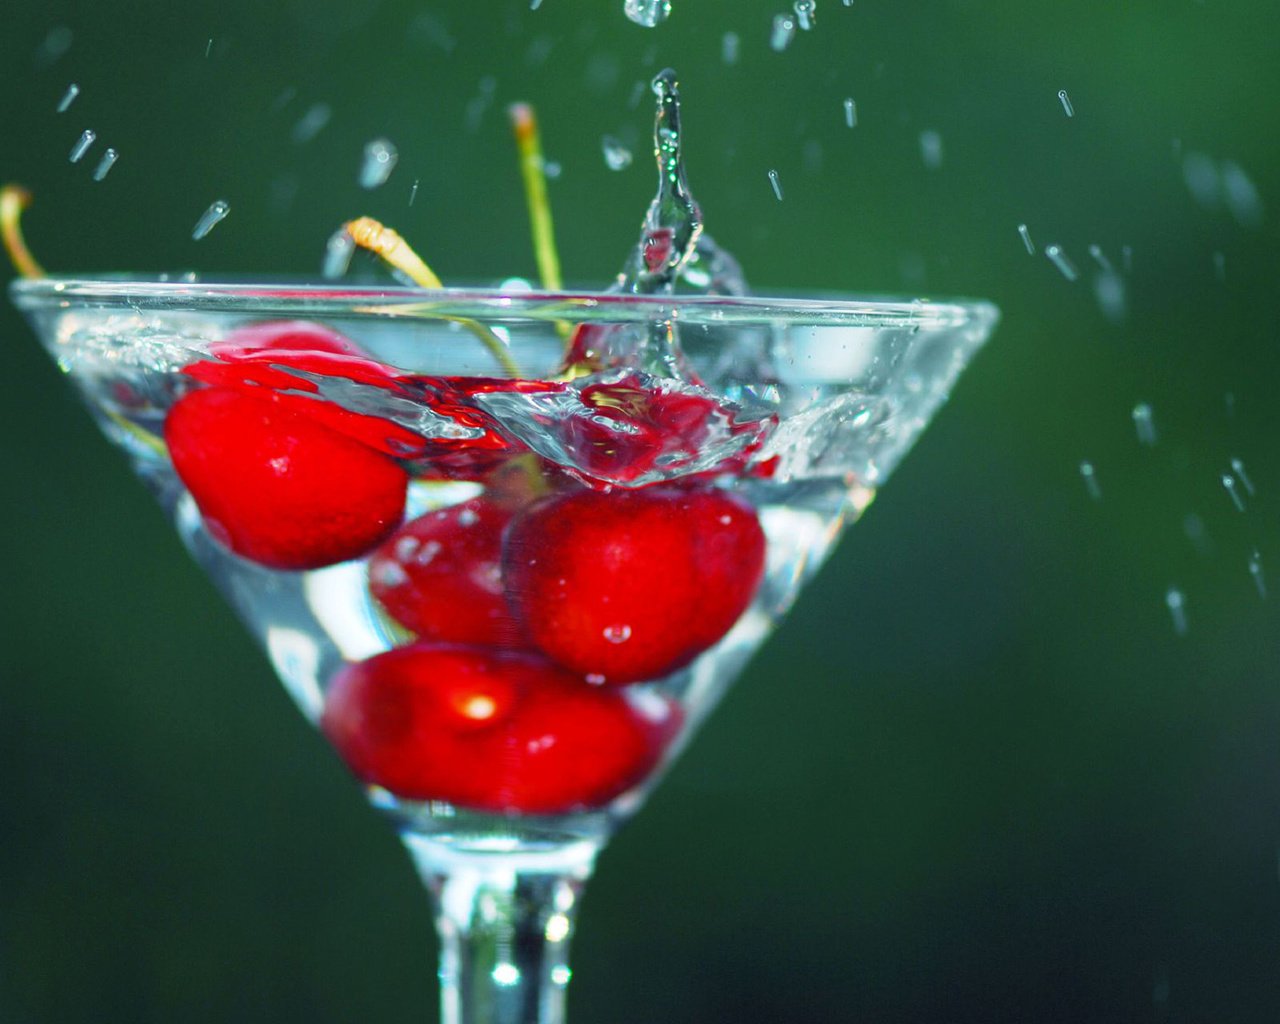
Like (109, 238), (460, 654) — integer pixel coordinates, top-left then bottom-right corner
(1, 184), (47, 279)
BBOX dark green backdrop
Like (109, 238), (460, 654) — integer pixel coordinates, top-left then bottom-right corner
(3, 1), (1279, 1021)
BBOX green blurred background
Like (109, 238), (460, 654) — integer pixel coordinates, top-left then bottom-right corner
(2, 0), (1278, 1021)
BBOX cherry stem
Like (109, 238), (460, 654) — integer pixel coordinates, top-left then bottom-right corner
(508, 104), (563, 293)
(1, 184), (47, 279)
(343, 216), (521, 377)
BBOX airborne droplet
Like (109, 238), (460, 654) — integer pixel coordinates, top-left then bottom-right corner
(359, 138), (399, 189)
(1046, 245), (1078, 282)
(1165, 587), (1187, 636)
(770, 13), (797, 51)
(91, 148), (119, 182)
(68, 129), (95, 163)
(192, 200), (230, 241)
(56, 83), (79, 113)
(602, 135), (633, 171)
(624, 0), (671, 27)
(1057, 89), (1075, 117)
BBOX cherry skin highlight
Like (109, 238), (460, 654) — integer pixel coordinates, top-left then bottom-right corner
(165, 387), (408, 570)
(369, 497), (526, 647)
(320, 643), (680, 814)
(502, 486), (767, 684)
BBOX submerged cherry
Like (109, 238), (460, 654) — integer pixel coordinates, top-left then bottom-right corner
(320, 643), (679, 814)
(369, 496), (525, 646)
(503, 486), (766, 683)
(165, 387), (408, 570)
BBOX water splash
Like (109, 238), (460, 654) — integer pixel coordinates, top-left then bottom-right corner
(56, 83), (79, 113)
(1132, 403), (1157, 446)
(359, 138), (399, 189)
(767, 169), (784, 201)
(1079, 460), (1101, 501)
(843, 97), (857, 128)
(615, 69), (703, 295)
(1165, 587), (1187, 636)
(603, 136), (633, 171)
(625, 0), (671, 27)
(1057, 89), (1075, 117)
(1017, 223), (1035, 254)
(92, 148), (119, 182)
(192, 200), (230, 241)
(68, 130), (96, 163)
(1046, 245), (1078, 281)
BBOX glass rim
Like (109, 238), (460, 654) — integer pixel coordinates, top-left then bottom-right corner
(9, 276), (999, 331)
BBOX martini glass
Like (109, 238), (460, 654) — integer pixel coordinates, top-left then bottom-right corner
(10, 277), (995, 1024)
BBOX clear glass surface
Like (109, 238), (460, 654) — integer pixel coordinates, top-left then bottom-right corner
(11, 276), (997, 1024)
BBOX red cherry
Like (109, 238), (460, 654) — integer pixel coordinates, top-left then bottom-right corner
(165, 387), (408, 570)
(211, 320), (368, 358)
(503, 486), (767, 683)
(369, 497), (525, 646)
(320, 643), (680, 814)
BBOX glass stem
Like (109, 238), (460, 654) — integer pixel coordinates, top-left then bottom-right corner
(404, 835), (599, 1024)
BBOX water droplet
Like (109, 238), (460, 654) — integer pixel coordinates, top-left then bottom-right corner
(91, 148), (119, 182)
(56, 83), (79, 113)
(624, 0), (671, 27)
(1182, 151), (1220, 209)
(918, 129), (943, 169)
(1249, 550), (1267, 599)
(530, 0), (543, 9)
(542, 159), (562, 180)
(1212, 250), (1226, 282)
(68, 129), (95, 163)
(1221, 472), (1246, 511)
(1093, 271), (1127, 323)
(842, 97), (857, 128)
(269, 86), (297, 113)
(1165, 587), (1187, 636)
(1088, 244), (1114, 274)
(409, 178), (420, 205)
(291, 102), (331, 144)
(603, 624), (632, 644)
(34, 27), (73, 68)
(1225, 391), (1236, 417)
(1045, 244), (1078, 281)
(1131, 403), (1157, 446)
(192, 200), (230, 241)
(1121, 245), (1133, 273)
(1079, 460), (1101, 501)
(1183, 513), (1211, 556)
(770, 13), (797, 51)
(794, 0), (816, 30)
(602, 135), (633, 171)
(1220, 160), (1264, 228)
(322, 228), (355, 279)
(767, 168), (784, 201)
(1017, 223), (1035, 254)
(721, 31), (740, 64)
(1230, 457), (1255, 496)
(1057, 89), (1074, 117)
(205, 37), (214, 58)
(359, 137), (398, 189)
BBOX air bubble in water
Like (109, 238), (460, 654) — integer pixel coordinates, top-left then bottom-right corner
(92, 148), (119, 182)
(1079, 460), (1101, 501)
(1046, 245), (1078, 281)
(192, 200), (230, 241)
(1131, 403), (1157, 446)
(323, 228), (355, 279)
(767, 169), (784, 200)
(843, 97), (857, 127)
(770, 14), (797, 51)
(603, 135), (633, 171)
(68, 130), (95, 163)
(625, 0), (671, 27)
(1017, 223), (1035, 254)
(722, 31), (740, 64)
(359, 138), (399, 189)
(919, 130), (943, 169)
(292, 103), (331, 144)
(56, 83), (79, 113)
(1057, 89), (1074, 117)
(794, 0), (816, 30)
